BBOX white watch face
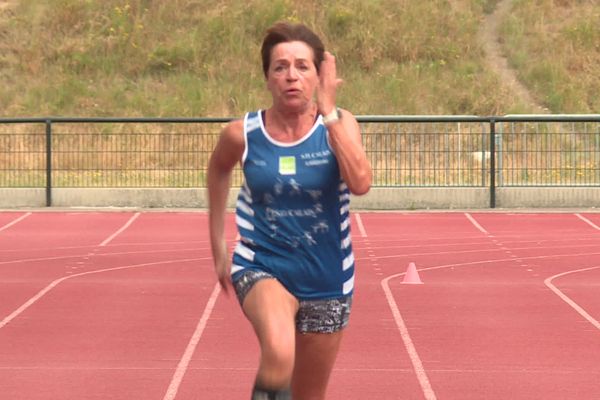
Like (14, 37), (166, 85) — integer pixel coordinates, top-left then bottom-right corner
(324, 108), (340, 124)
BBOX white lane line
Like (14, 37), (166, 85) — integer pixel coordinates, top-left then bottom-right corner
(0, 212), (32, 233)
(544, 266), (600, 331)
(381, 276), (437, 400)
(355, 213), (367, 238)
(0, 247), (206, 266)
(367, 250), (600, 263)
(0, 240), (211, 256)
(464, 213), (490, 235)
(575, 214), (600, 231)
(351, 238), (600, 253)
(162, 232), (235, 399)
(0, 257), (208, 330)
(162, 282), (221, 400)
(99, 212), (141, 247)
(3, 365), (595, 373)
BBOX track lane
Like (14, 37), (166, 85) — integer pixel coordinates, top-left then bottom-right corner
(0, 212), (139, 250)
(329, 239), (427, 399)
(544, 266), (600, 331)
(377, 212), (600, 399)
(0, 211), (237, 399)
(0, 259), (216, 399)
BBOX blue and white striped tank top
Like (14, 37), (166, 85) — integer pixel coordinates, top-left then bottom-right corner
(231, 110), (354, 300)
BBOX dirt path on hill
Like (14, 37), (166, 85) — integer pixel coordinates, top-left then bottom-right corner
(480, 0), (548, 113)
(0, 1), (14, 53)
(0, 0), (13, 11)
(0, 0), (15, 23)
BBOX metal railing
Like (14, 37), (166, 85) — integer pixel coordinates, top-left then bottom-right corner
(1, 115), (599, 207)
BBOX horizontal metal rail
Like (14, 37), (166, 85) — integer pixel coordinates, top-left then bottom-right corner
(1, 115), (599, 207)
(2, 114), (600, 123)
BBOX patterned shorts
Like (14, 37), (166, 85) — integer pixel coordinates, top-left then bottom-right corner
(233, 269), (352, 334)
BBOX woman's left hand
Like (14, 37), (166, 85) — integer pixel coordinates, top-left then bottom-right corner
(317, 51), (343, 115)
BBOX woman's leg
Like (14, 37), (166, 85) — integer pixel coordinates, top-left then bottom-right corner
(291, 330), (344, 400)
(242, 278), (299, 392)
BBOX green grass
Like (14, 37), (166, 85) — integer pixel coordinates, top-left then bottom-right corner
(1, 0), (578, 118)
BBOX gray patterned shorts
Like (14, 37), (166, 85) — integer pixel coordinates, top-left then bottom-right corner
(233, 269), (352, 334)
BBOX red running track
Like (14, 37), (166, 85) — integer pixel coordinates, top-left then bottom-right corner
(0, 211), (599, 399)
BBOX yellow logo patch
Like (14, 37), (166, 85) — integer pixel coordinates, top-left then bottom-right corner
(279, 156), (296, 175)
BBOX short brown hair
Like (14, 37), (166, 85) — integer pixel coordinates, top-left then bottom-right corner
(261, 21), (325, 78)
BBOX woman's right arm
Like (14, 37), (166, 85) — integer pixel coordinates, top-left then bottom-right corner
(207, 119), (245, 293)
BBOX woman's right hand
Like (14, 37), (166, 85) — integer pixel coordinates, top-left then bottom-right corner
(207, 119), (245, 296)
(213, 239), (232, 294)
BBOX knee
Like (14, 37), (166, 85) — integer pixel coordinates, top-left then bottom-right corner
(256, 344), (294, 389)
(255, 333), (295, 389)
(261, 334), (295, 371)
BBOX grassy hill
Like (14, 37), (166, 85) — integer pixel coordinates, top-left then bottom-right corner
(501, 0), (599, 113)
(0, 0), (597, 117)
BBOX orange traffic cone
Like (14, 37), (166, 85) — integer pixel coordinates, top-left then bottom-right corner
(402, 262), (423, 284)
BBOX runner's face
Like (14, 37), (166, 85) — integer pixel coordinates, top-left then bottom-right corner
(267, 41), (318, 111)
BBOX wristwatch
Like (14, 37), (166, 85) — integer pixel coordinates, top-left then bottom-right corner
(322, 107), (342, 126)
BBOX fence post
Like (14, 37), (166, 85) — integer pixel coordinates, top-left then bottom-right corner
(45, 119), (52, 207)
(489, 119), (496, 208)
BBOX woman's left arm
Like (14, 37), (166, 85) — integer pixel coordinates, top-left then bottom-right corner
(317, 51), (372, 195)
(325, 111), (372, 195)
